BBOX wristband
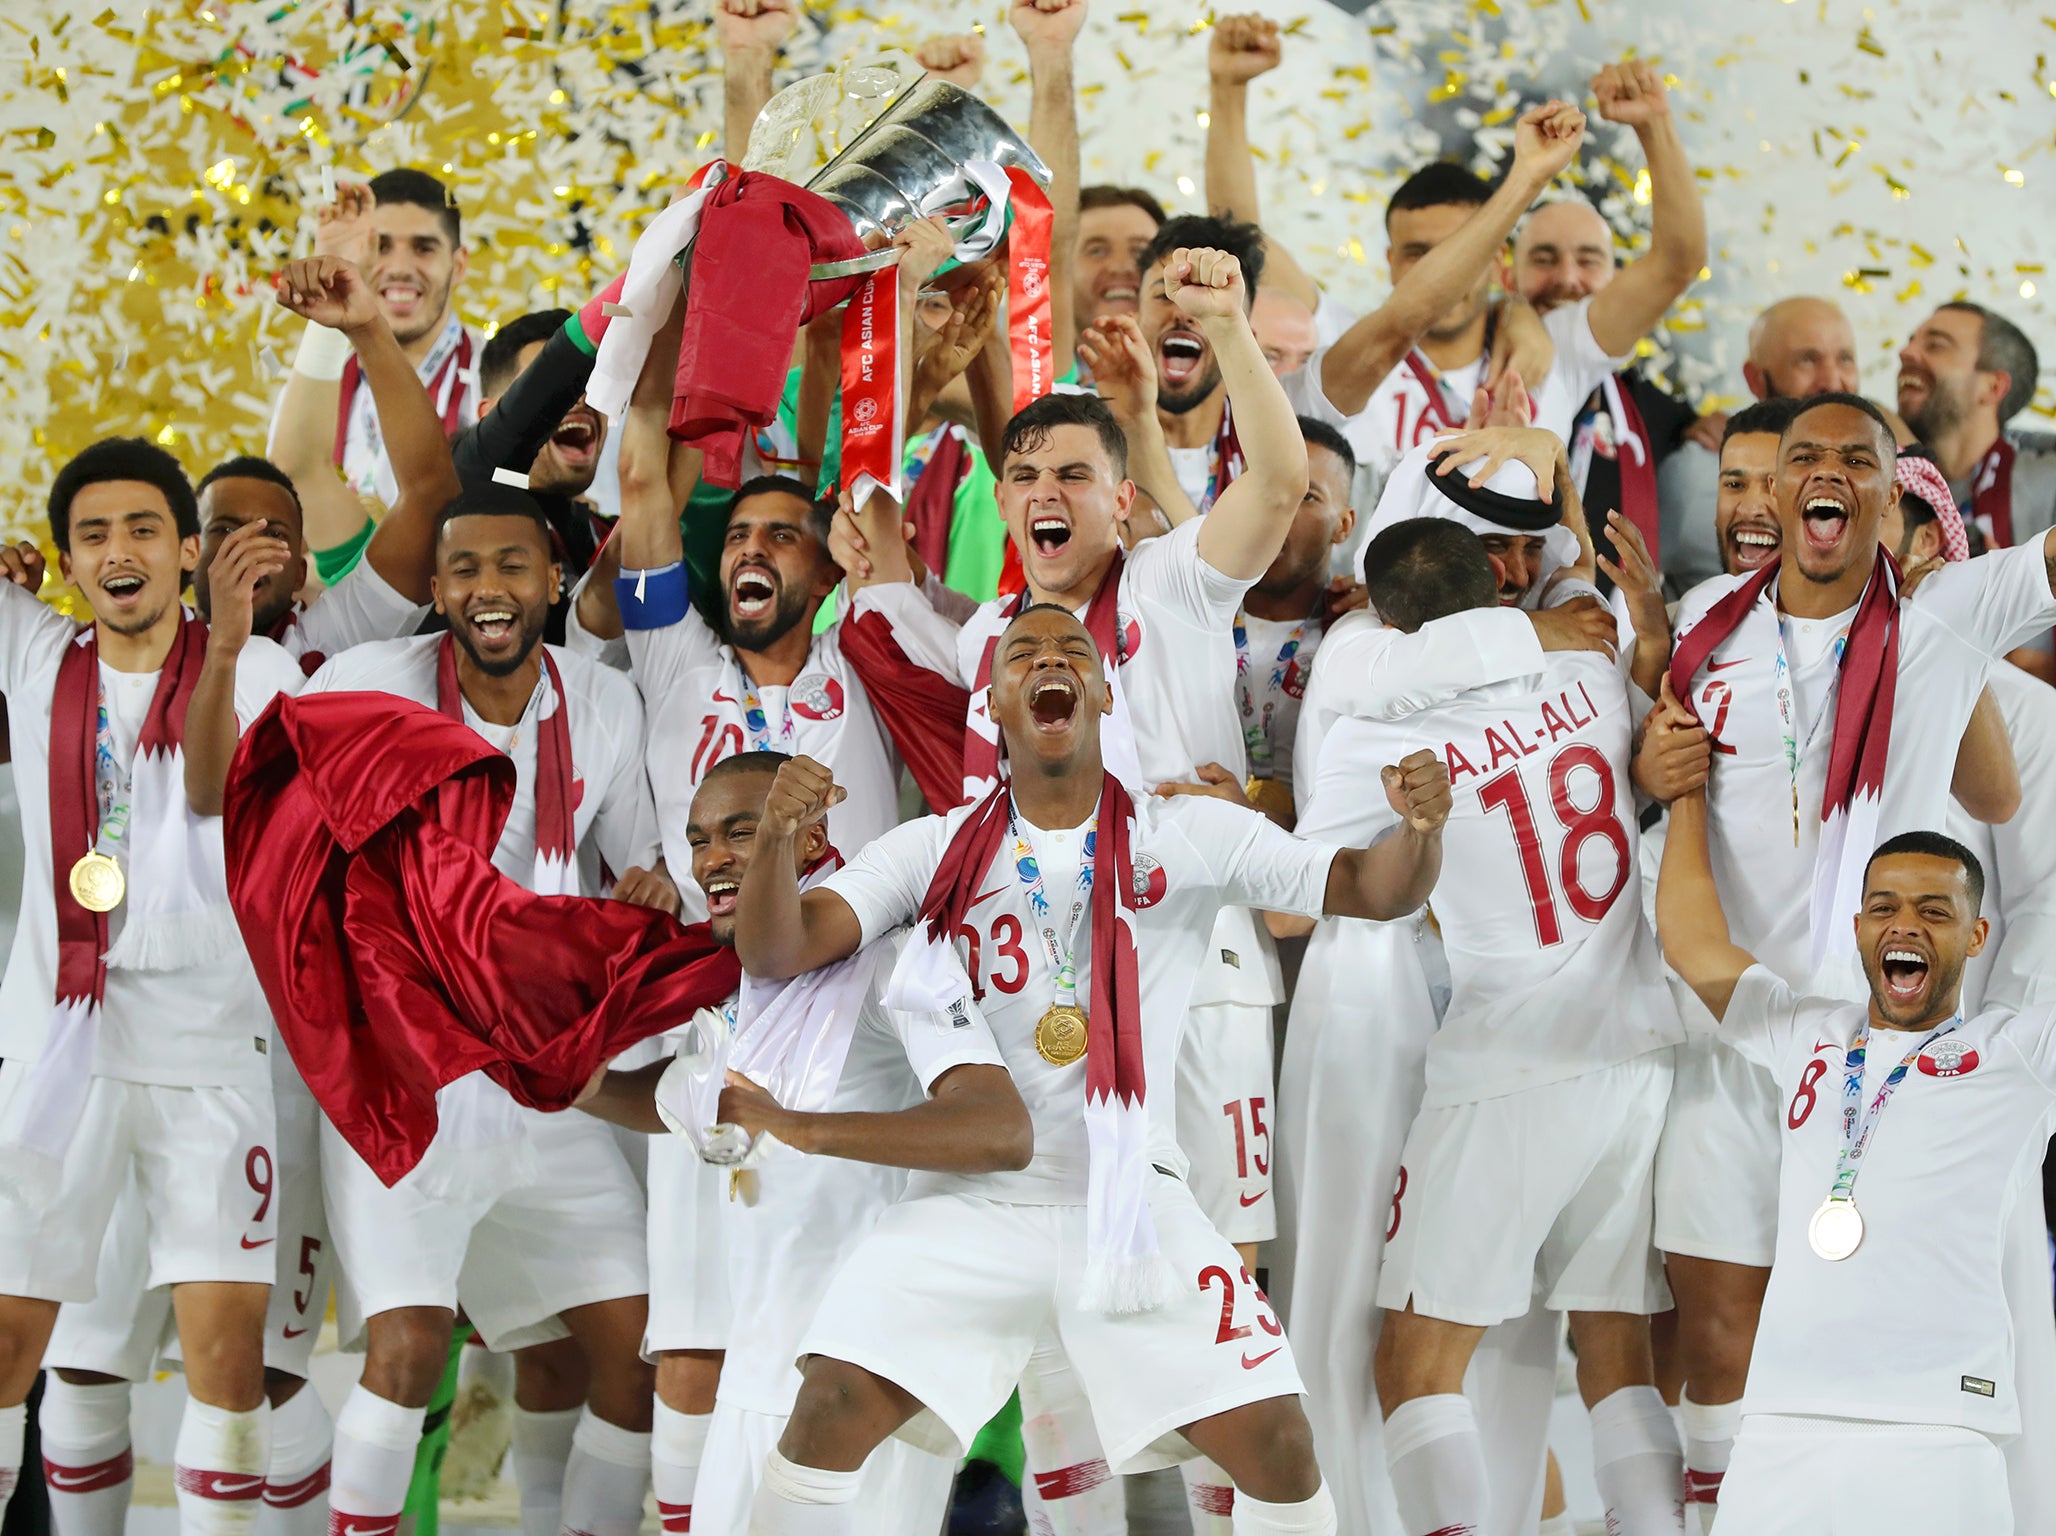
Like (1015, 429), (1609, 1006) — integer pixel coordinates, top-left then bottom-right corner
(293, 321), (354, 381)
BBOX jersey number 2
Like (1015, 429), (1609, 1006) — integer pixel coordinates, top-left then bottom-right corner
(1477, 743), (1630, 947)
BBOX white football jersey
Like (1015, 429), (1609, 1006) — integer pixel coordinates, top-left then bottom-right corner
(0, 585), (303, 1087)
(1302, 650), (1680, 1106)
(1235, 610), (1324, 799)
(1727, 966), (2056, 1435)
(822, 793), (1337, 1206)
(277, 558), (429, 669)
(1285, 297), (1628, 478)
(302, 635), (661, 894)
(618, 574), (900, 923)
(1676, 541), (2056, 997)
(715, 940), (1002, 1416)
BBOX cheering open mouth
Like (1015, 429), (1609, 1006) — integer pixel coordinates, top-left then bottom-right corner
(1157, 329), (1206, 390)
(550, 413), (601, 468)
(1027, 672), (1081, 732)
(99, 570), (147, 608)
(1728, 519), (1781, 573)
(701, 876), (740, 918)
(465, 606), (519, 648)
(1799, 492), (1854, 555)
(1028, 514), (1073, 559)
(729, 566), (777, 620)
(1879, 943), (1933, 1006)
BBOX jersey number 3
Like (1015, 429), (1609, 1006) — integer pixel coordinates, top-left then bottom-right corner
(1477, 743), (1630, 947)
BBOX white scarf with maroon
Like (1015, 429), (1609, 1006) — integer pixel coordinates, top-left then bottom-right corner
(0, 615), (242, 1209)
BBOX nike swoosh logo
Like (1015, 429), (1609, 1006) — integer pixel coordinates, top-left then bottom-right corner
(711, 689), (737, 704)
(240, 1236), (274, 1250)
(967, 883), (1009, 911)
(1812, 1039), (1840, 1054)
(281, 1325), (308, 1339)
(1238, 1191), (1266, 1208)
(1240, 1347), (1282, 1370)
(1706, 656), (1751, 671)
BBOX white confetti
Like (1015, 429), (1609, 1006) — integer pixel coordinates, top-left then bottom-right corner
(491, 468), (532, 490)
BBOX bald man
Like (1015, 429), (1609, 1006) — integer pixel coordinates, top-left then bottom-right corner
(1508, 197), (1707, 582)
(1743, 296), (1860, 401)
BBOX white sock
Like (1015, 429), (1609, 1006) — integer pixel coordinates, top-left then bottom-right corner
(1018, 1344), (1124, 1535)
(651, 1403), (710, 1536)
(174, 1399), (272, 1536)
(1385, 1394), (1487, 1536)
(1231, 1481), (1337, 1534)
(1590, 1386), (1685, 1536)
(0, 1401), (23, 1523)
(261, 1386), (333, 1536)
(1182, 1455), (1236, 1532)
(326, 1387), (425, 1536)
(1537, 1515), (1576, 1536)
(40, 1378), (135, 1536)
(560, 1408), (651, 1536)
(746, 1447), (859, 1535)
(510, 1405), (580, 1536)
(1679, 1393), (1739, 1528)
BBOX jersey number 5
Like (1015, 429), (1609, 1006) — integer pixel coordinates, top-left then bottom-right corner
(1477, 743), (1631, 947)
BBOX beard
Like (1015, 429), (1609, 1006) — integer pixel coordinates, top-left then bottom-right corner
(96, 595), (174, 638)
(1903, 374), (1971, 444)
(250, 584), (297, 638)
(1157, 361), (1223, 417)
(450, 606), (548, 677)
(724, 583), (812, 653)
(387, 275), (455, 348)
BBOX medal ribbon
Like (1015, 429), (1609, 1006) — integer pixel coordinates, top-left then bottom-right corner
(1769, 594), (1849, 846)
(1233, 611), (1307, 780)
(734, 660), (796, 754)
(1826, 1017), (1958, 1208)
(1007, 803), (1096, 1007)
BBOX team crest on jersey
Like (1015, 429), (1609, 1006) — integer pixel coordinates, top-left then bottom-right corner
(1129, 852), (1167, 908)
(572, 773), (585, 811)
(790, 673), (845, 721)
(1122, 617), (1143, 660)
(1282, 656), (1307, 699)
(1917, 1039), (1979, 1078)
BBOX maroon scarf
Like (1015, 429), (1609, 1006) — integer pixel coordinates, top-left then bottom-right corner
(50, 615), (206, 1011)
(434, 633), (577, 894)
(1669, 547), (1901, 967)
(900, 772), (1162, 1307)
(1606, 373), (1661, 565)
(1969, 437), (2016, 547)
(332, 331), (473, 469)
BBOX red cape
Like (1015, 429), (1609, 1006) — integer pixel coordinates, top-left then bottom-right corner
(224, 690), (740, 1186)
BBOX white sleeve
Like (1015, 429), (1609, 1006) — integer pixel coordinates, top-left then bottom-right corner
(873, 942), (1009, 1092)
(1296, 718), (1406, 850)
(2011, 1006), (2056, 1098)
(847, 583), (972, 683)
(295, 561), (430, 656)
(562, 566), (631, 673)
(1124, 514), (1252, 633)
(820, 816), (950, 947)
(1178, 797), (1338, 919)
(1543, 297), (1633, 409)
(1907, 540), (2056, 657)
(588, 677), (663, 875)
(231, 637), (306, 729)
(1313, 290), (1358, 347)
(1279, 349), (1351, 430)
(0, 579), (77, 696)
(1721, 964), (1811, 1076)
(918, 571), (982, 627)
(1315, 608), (1545, 722)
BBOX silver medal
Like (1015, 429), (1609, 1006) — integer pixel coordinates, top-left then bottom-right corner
(1807, 1197), (1865, 1262)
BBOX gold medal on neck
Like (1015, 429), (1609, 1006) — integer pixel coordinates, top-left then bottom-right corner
(1035, 1004), (1090, 1067)
(69, 852), (125, 914)
(1245, 777), (1294, 823)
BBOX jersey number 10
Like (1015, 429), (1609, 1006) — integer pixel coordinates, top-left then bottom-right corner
(1476, 743), (1630, 947)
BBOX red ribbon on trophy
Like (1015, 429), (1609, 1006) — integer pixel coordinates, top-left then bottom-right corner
(1005, 167), (1056, 415)
(840, 268), (904, 505)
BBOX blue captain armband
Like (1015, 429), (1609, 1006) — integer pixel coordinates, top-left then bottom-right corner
(614, 562), (690, 630)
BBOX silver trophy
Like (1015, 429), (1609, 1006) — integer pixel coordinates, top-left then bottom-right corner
(746, 59), (1051, 284)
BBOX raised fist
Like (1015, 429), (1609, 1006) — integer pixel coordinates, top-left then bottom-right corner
(1209, 14), (1281, 85)
(1511, 99), (1587, 183)
(1164, 247), (1246, 321)
(1591, 60), (1671, 128)
(761, 755), (845, 840)
(715, 0), (797, 55)
(915, 33), (987, 88)
(276, 256), (381, 333)
(1382, 750), (1453, 836)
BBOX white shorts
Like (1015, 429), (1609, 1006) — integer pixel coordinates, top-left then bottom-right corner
(692, 1400), (956, 1536)
(1653, 1033), (1782, 1267)
(1175, 1002), (1277, 1244)
(800, 1174), (1305, 1476)
(44, 1174), (173, 1380)
(1377, 1051), (1673, 1326)
(643, 1128), (730, 1356)
(1720, 1415), (2011, 1535)
(322, 1102), (646, 1352)
(0, 1069), (276, 1304)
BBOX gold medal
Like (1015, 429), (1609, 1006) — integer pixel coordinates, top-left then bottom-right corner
(69, 851), (125, 914)
(1035, 1004), (1090, 1067)
(1245, 776), (1295, 824)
